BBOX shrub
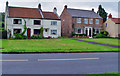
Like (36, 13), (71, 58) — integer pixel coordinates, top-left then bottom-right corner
(100, 30), (109, 36)
(0, 30), (7, 39)
(14, 34), (28, 39)
(94, 30), (109, 38)
(31, 35), (42, 39)
(72, 33), (86, 36)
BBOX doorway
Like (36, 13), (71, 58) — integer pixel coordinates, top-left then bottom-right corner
(27, 28), (31, 37)
(85, 27), (92, 38)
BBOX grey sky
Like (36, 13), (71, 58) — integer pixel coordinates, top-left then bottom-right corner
(0, 0), (119, 18)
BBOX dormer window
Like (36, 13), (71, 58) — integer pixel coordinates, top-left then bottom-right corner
(34, 20), (41, 25)
(13, 19), (22, 24)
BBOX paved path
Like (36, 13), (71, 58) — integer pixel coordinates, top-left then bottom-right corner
(1, 53), (118, 74)
(73, 39), (120, 48)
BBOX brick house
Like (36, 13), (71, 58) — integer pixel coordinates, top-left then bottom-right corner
(5, 2), (61, 38)
(60, 5), (103, 38)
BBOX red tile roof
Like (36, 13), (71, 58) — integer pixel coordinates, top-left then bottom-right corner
(8, 6), (59, 19)
(9, 7), (42, 18)
(42, 12), (59, 19)
(112, 18), (120, 24)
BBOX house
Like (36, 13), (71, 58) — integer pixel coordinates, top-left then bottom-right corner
(104, 13), (120, 38)
(60, 5), (103, 38)
(5, 2), (61, 38)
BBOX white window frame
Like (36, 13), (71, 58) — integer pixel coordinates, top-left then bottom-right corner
(75, 28), (83, 34)
(95, 19), (99, 24)
(84, 18), (88, 24)
(51, 30), (57, 35)
(89, 19), (93, 24)
(94, 28), (100, 34)
(51, 21), (57, 25)
(77, 18), (81, 23)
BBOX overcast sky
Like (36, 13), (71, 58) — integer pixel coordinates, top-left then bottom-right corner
(0, 0), (119, 18)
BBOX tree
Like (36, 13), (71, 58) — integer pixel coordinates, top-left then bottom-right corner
(40, 27), (44, 37)
(97, 5), (107, 23)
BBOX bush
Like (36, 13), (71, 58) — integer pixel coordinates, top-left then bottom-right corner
(31, 35), (42, 39)
(94, 30), (109, 38)
(72, 33), (86, 36)
(0, 30), (7, 39)
(14, 34), (28, 39)
(100, 30), (109, 36)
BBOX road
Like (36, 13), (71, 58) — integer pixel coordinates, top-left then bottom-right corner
(1, 52), (118, 74)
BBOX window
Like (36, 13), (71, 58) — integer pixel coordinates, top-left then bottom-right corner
(45, 29), (48, 32)
(77, 18), (81, 23)
(89, 19), (93, 24)
(106, 23), (107, 27)
(95, 28), (100, 34)
(51, 21), (57, 25)
(34, 20), (41, 25)
(34, 29), (40, 34)
(13, 29), (21, 34)
(13, 19), (22, 24)
(84, 19), (88, 24)
(96, 19), (99, 24)
(75, 28), (82, 34)
(51, 30), (57, 35)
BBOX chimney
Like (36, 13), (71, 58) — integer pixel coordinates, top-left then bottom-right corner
(108, 13), (112, 18)
(38, 3), (41, 10)
(92, 8), (94, 12)
(53, 7), (57, 14)
(64, 5), (67, 9)
(6, 1), (9, 7)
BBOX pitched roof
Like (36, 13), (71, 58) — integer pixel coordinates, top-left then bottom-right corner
(8, 6), (59, 19)
(9, 7), (42, 18)
(112, 18), (120, 24)
(42, 12), (59, 19)
(67, 8), (102, 19)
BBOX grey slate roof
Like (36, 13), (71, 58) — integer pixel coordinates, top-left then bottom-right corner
(67, 8), (102, 19)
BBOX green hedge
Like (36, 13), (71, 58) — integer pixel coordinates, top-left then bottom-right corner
(0, 30), (7, 39)
(72, 33), (87, 36)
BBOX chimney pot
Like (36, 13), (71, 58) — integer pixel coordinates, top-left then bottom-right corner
(38, 3), (41, 10)
(92, 8), (94, 12)
(108, 13), (112, 18)
(53, 7), (57, 14)
(64, 5), (67, 9)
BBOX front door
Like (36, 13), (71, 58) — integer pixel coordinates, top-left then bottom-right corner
(85, 27), (92, 37)
(27, 28), (31, 37)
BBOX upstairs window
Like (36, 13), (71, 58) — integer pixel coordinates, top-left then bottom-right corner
(51, 21), (57, 25)
(77, 18), (81, 23)
(34, 20), (41, 25)
(13, 19), (22, 24)
(89, 19), (93, 24)
(96, 19), (99, 24)
(84, 18), (88, 24)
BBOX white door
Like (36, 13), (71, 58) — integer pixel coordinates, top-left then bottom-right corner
(85, 27), (92, 38)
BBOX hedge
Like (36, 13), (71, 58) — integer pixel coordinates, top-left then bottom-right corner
(0, 30), (7, 39)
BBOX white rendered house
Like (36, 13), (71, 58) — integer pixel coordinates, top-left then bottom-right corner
(5, 2), (61, 38)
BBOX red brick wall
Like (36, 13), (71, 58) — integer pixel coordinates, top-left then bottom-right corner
(60, 8), (72, 37)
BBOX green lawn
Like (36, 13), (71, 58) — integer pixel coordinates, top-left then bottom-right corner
(84, 73), (120, 76)
(0, 38), (119, 53)
(80, 38), (120, 46)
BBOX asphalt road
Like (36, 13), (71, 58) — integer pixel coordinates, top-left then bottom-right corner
(1, 52), (118, 74)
